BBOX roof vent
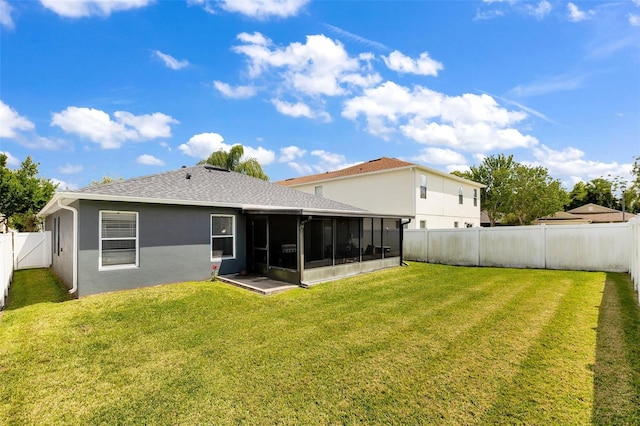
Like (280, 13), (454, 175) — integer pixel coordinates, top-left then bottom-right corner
(186, 173), (191, 179)
(181, 165), (186, 168)
(204, 165), (229, 172)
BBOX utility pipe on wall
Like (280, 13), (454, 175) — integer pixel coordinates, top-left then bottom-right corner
(57, 199), (78, 294)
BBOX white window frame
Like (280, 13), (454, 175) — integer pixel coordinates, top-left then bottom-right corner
(419, 175), (427, 199)
(458, 186), (464, 205)
(99, 210), (139, 271)
(315, 186), (323, 197)
(211, 214), (236, 261)
(473, 189), (478, 207)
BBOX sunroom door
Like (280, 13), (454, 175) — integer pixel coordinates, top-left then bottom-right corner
(251, 216), (268, 275)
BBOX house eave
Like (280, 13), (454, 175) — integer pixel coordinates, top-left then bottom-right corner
(283, 164), (486, 189)
(38, 192), (409, 220)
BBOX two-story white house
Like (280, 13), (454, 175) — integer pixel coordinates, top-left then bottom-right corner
(276, 157), (484, 229)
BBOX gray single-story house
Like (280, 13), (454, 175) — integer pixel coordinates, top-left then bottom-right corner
(38, 165), (409, 297)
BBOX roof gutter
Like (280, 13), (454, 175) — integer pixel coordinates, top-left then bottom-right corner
(57, 199), (78, 295)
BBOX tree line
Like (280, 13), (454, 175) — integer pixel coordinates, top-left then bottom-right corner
(453, 154), (640, 226)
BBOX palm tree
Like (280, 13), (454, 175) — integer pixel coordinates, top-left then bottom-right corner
(198, 145), (269, 181)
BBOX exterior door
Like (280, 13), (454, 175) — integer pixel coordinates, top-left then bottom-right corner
(251, 216), (268, 275)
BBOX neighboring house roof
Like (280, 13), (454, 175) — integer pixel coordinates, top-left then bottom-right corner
(565, 203), (636, 223)
(39, 165), (403, 218)
(532, 211), (592, 225)
(567, 203), (619, 215)
(275, 157), (485, 188)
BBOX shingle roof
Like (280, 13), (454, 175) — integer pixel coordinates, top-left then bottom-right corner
(40, 165), (389, 217)
(567, 203), (619, 214)
(276, 157), (415, 186)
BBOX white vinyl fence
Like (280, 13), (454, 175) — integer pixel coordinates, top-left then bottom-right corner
(1, 233), (13, 310)
(0, 232), (51, 309)
(405, 218), (640, 304)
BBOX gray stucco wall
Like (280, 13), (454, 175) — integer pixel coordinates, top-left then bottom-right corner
(45, 203), (76, 290)
(76, 201), (246, 297)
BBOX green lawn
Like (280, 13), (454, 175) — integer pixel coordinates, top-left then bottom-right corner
(1, 263), (639, 425)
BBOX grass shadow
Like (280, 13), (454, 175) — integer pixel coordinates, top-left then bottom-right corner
(4, 268), (73, 311)
(592, 273), (640, 424)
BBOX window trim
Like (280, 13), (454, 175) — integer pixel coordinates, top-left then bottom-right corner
(458, 186), (464, 205)
(99, 210), (139, 271)
(211, 214), (236, 261)
(473, 188), (478, 207)
(419, 174), (427, 199)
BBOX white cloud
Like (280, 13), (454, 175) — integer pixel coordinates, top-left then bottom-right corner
(39, 0), (153, 18)
(567, 2), (592, 22)
(382, 50), (443, 76)
(214, 81), (258, 99)
(412, 147), (467, 166)
(0, 151), (19, 167)
(50, 178), (79, 191)
(279, 145), (306, 162)
(237, 31), (272, 46)
(137, 154), (165, 166)
(243, 146), (276, 165)
(153, 50), (189, 70)
(526, 0), (552, 19)
(218, 0), (309, 19)
(532, 144), (633, 183)
(507, 72), (588, 98)
(629, 13), (640, 26)
(310, 150), (361, 172)
(187, 0), (216, 14)
(0, 100), (35, 138)
(51, 107), (178, 149)
(533, 145), (633, 185)
(0, 0), (14, 30)
(323, 23), (389, 51)
(179, 132), (229, 159)
(233, 32), (370, 97)
(178, 132), (275, 164)
(343, 81), (537, 152)
(59, 164), (83, 174)
(271, 99), (330, 121)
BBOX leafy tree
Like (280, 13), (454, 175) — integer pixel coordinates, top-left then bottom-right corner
(567, 181), (589, 210)
(626, 156), (640, 214)
(198, 145), (269, 181)
(453, 154), (568, 226)
(452, 154), (515, 226)
(508, 164), (568, 225)
(0, 154), (57, 232)
(584, 177), (615, 208)
(90, 176), (123, 186)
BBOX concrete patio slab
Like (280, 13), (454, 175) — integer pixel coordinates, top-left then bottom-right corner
(217, 274), (300, 296)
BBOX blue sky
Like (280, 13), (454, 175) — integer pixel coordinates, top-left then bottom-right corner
(1, 0), (639, 191)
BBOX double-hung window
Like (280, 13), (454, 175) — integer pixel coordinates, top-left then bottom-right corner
(99, 211), (138, 269)
(458, 186), (464, 205)
(211, 214), (235, 260)
(420, 175), (427, 199)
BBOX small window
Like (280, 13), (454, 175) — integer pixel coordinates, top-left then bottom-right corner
(420, 175), (427, 199)
(420, 220), (426, 229)
(473, 189), (478, 207)
(458, 186), (464, 205)
(454, 221), (459, 228)
(211, 214), (235, 260)
(100, 211), (138, 269)
(315, 186), (323, 197)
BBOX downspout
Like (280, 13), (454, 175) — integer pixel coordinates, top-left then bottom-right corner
(57, 199), (78, 294)
(400, 218), (412, 266)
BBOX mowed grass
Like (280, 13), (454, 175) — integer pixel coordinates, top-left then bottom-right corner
(1, 263), (638, 424)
